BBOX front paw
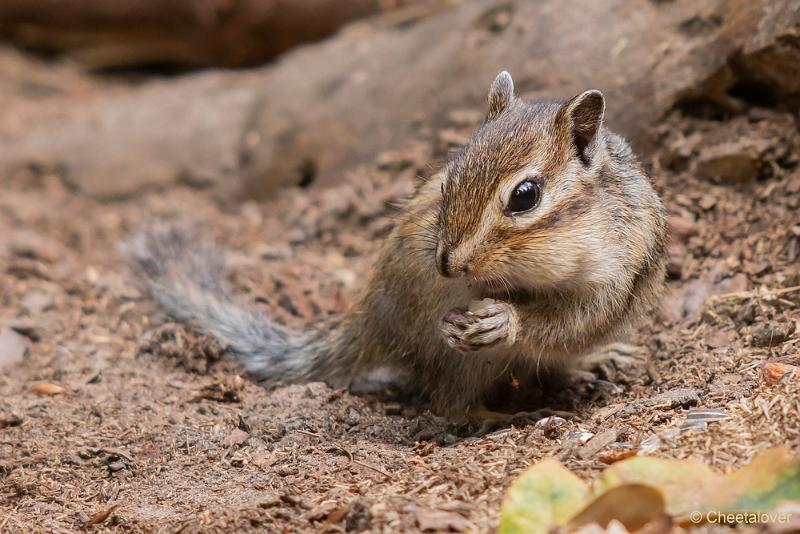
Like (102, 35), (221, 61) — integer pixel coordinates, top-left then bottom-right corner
(440, 299), (518, 352)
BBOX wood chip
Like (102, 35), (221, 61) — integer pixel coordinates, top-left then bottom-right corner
(763, 361), (799, 386)
(31, 382), (66, 395)
(577, 428), (619, 460)
(0, 413), (23, 429)
(415, 508), (468, 532)
(643, 387), (700, 408)
(84, 504), (118, 526)
(597, 448), (638, 464)
(192, 379), (243, 403)
(223, 428), (250, 447)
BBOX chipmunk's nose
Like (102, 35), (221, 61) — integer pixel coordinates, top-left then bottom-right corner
(436, 245), (467, 278)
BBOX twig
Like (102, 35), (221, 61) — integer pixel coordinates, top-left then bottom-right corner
(335, 445), (391, 479)
(352, 458), (392, 479)
(712, 285), (800, 303)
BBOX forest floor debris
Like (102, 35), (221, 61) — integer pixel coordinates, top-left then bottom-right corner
(1, 45), (799, 534)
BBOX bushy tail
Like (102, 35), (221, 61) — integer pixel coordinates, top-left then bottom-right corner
(121, 224), (338, 384)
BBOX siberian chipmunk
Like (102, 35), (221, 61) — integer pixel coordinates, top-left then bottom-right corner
(125, 71), (667, 420)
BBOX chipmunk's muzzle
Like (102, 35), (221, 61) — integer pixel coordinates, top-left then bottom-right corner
(436, 244), (469, 278)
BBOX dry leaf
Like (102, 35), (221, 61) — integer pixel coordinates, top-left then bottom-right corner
(499, 448), (799, 534)
(594, 447), (800, 519)
(568, 484), (665, 531)
(85, 503), (118, 525)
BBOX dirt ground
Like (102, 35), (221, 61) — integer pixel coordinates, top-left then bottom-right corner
(1, 37), (800, 534)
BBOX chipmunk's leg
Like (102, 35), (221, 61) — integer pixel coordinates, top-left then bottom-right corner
(440, 300), (519, 353)
(467, 405), (575, 435)
(570, 342), (648, 388)
(578, 342), (646, 373)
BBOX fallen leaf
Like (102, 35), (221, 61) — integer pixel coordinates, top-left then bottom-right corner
(725, 447), (800, 514)
(31, 382), (66, 395)
(568, 484), (665, 531)
(499, 448), (799, 533)
(499, 458), (589, 534)
(594, 456), (718, 516)
(594, 447), (800, 519)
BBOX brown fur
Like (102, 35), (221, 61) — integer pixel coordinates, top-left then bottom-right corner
(298, 73), (667, 416)
(127, 71), (667, 420)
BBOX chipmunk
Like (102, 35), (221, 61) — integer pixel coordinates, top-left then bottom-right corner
(124, 71), (667, 422)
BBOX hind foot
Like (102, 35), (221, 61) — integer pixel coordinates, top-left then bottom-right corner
(572, 342), (648, 388)
(467, 406), (575, 436)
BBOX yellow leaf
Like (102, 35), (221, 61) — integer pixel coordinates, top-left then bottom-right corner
(499, 458), (590, 534)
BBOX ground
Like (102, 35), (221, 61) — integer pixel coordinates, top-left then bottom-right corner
(1, 51), (799, 534)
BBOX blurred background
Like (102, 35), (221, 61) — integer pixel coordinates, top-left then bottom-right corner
(1, 0), (795, 202)
(1, 1), (798, 531)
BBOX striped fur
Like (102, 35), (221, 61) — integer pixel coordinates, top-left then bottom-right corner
(123, 72), (667, 419)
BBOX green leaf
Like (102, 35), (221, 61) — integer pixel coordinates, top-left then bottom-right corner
(499, 458), (590, 534)
(726, 448), (800, 513)
(498, 448), (799, 532)
(592, 447), (800, 518)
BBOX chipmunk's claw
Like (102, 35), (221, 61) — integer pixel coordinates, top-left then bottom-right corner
(440, 300), (517, 352)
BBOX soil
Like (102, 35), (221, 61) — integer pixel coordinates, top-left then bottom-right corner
(1, 39), (800, 534)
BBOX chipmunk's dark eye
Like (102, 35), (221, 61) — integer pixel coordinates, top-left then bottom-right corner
(506, 180), (541, 215)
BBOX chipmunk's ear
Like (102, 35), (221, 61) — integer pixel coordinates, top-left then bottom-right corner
(486, 71), (515, 122)
(558, 89), (605, 166)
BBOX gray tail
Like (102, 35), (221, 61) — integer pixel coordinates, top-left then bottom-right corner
(120, 224), (334, 383)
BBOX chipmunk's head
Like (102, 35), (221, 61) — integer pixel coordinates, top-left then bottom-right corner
(435, 71), (625, 297)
